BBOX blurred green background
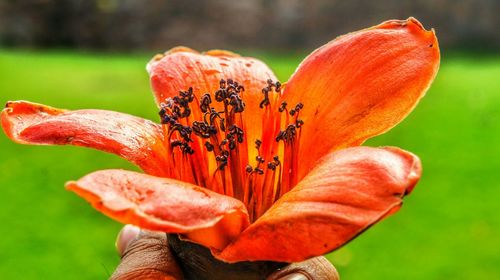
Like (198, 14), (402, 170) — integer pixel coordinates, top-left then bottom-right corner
(1, 49), (499, 280)
(1, 1), (499, 279)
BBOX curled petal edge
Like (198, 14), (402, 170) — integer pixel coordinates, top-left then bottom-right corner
(215, 146), (421, 262)
(66, 169), (250, 250)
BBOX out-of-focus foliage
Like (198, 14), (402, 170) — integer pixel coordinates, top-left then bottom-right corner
(1, 0), (498, 51)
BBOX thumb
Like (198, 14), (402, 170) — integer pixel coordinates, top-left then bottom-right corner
(111, 225), (183, 280)
(267, 256), (339, 280)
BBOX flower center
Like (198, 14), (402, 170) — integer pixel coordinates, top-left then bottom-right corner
(158, 79), (304, 221)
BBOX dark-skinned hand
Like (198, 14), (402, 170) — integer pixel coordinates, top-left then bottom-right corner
(112, 225), (340, 280)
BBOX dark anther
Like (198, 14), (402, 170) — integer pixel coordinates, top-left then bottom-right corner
(170, 140), (194, 154)
(246, 165), (253, 173)
(220, 139), (228, 147)
(184, 146), (195, 154)
(170, 140), (184, 148)
(208, 108), (221, 125)
(219, 118), (226, 132)
(275, 131), (284, 142)
(200, 93), (212, 113)
(226, 79), (245, 94)
(214, 79), (245, 112)
(159, 103), (177, 125)
(275, 81), (282, 92)
(183, 87), (195, 101)
(254, 167), (264, 175)
(259, 88), (270, 108)
(228, 140), (236, 150)
(225, 133), (237, 150)
(273, 155), (280, 166)
(169, 120), (194, 154)
(182, 107), (191, 118)
(229, 94), (245, 113)
(172, 96), (183, 107)
(296, 119), (304, 128)
(279, 101), (287, 112)
(255, 139), (262, 149)
(228, 125), (244, 143)
(160, 114), (170, 125)
(260, 79), (282, 109)
(169, 124), (193, 146)
(256, 156), (265, 163)
(172, 105), (182, 117)
(205, 141), (214, 152)
(215, 88), (226, 102)
(208, 125), (217, 135)
(160, 87), (195, 122)
(275, 124), (298, 143)
(179, 125), (193, 141)
(267, 162), (276, 170)
(267, 155), (281, 170)
(192, 121), (211, 138)
(215, 153), (228, 170)
(159, 107), (166, 116)
(285, 124), (297, 138)
(290, 102), (303, 116)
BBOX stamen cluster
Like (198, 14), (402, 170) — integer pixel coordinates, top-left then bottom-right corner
(159, 88), (195, 154)
(260, 79), (281, 108)
(159, 79), (247, 170)
(276, 102), (304, 143)
(157, 78), (305, 220)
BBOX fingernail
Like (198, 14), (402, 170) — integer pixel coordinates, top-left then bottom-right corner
(115, 224), (140, 256)
(278, 272), (308, 280)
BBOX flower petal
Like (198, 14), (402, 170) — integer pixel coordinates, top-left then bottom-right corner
(215, 146), (421, 262)
(66, 169), (250, 250)
(1, 101), (169, 176)
(281, 18), (439, 179)
(147, 47), (278, 153)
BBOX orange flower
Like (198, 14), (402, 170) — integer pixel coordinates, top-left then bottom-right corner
(1, 18), (439, 263)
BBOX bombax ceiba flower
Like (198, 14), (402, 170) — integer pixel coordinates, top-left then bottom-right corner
(1, 18), (439, 262)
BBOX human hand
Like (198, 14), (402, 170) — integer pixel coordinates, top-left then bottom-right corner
(112, 225), (340, 280)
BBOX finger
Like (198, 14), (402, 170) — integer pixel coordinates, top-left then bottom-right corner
(267, 256), (339, 280)
(111, 225), (183, 280)
(115, 224), (141, 256)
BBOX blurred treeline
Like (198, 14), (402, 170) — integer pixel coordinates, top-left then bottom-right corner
(1, 0), (498, 51)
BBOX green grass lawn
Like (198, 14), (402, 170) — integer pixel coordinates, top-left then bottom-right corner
(0, 49), (499, 279)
